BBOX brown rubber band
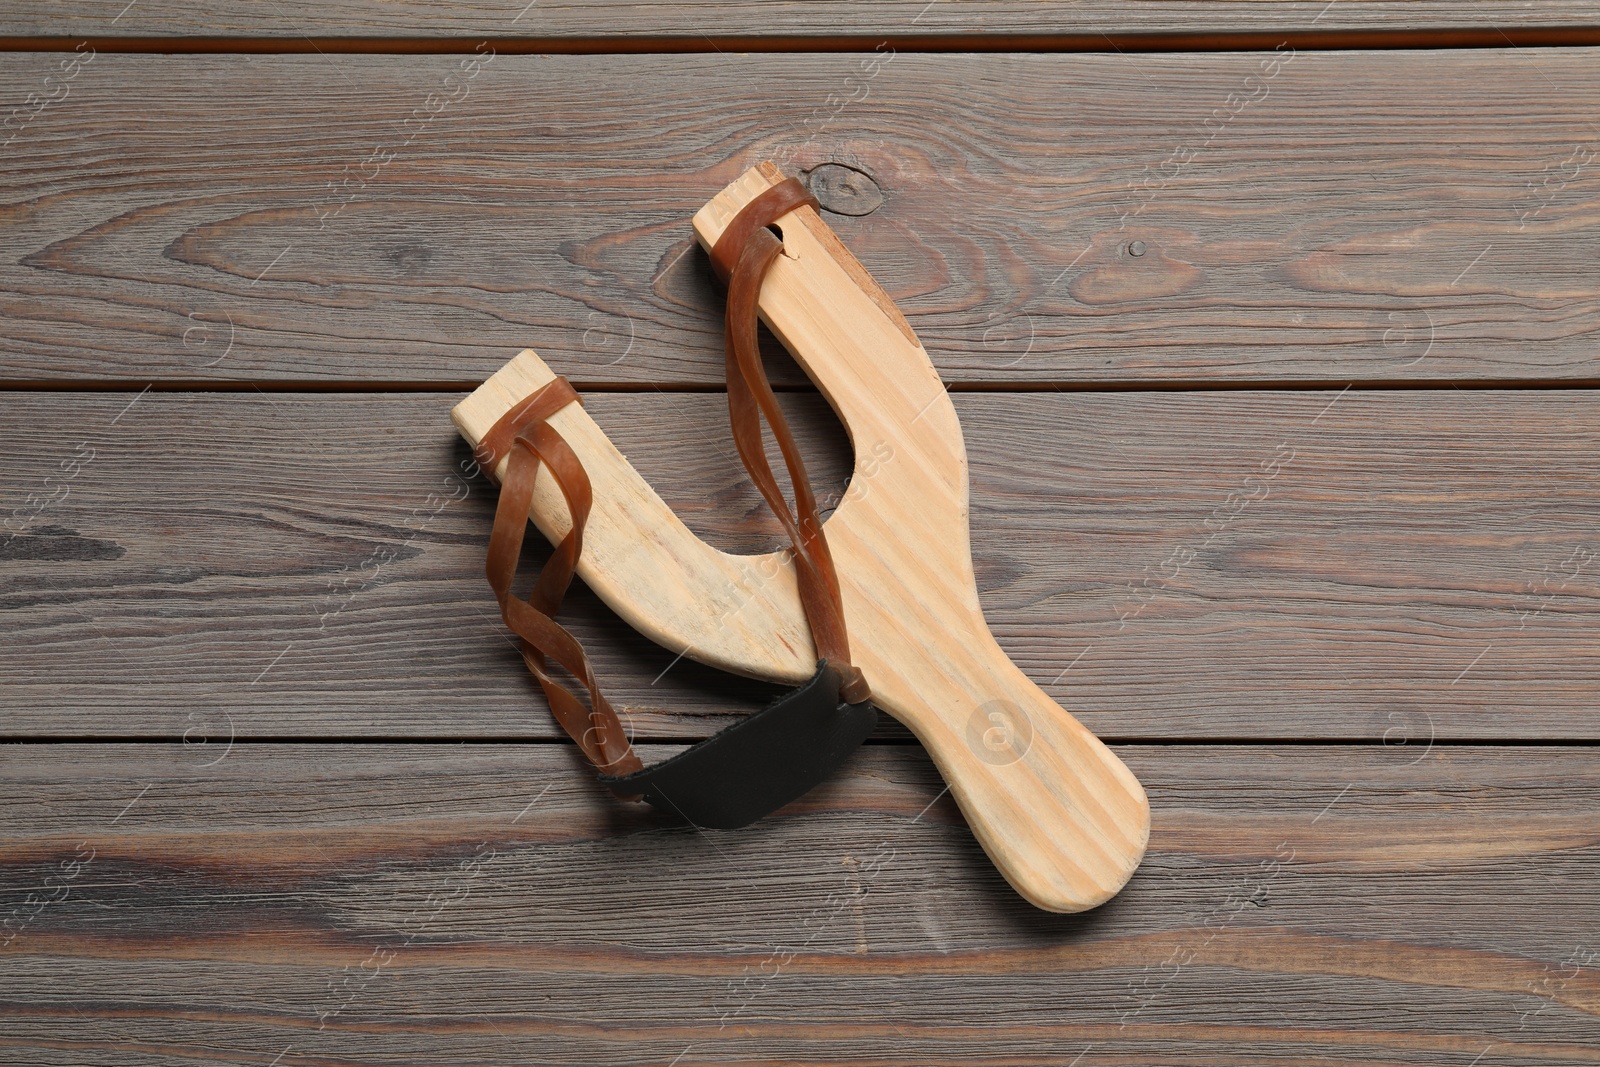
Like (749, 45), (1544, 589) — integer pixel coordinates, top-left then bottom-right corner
(475, 382), (585, 482)
(708, 177), (819, 283)
(479, 376), (643, 777)
(713, 177), (870, 704)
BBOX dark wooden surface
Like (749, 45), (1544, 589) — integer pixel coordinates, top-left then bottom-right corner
(3, 51), (1600, 385)
(3, 743), (1599, 1067)
(3, 8), (1598, 1065)
(4, 390), (1599, 740)
(6, 0), (1600, 41)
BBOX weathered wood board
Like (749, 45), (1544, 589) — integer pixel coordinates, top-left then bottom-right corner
(2, 742), (1597, 1066)
(3, 390), (1597, 740)
(2, 52), (1599, 384)
(6, 1), (1600, 41)
(5, 9), (1599, 1057)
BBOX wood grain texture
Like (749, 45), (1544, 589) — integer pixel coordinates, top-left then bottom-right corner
(5, 0), (1600, 39)
(4, 51), (1600, 384)
(2, 742), (1598, 1065)
(4, 389), (1598, 741)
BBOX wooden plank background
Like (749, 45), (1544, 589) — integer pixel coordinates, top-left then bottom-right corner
(3, 5), (1599, 1064)
(2, 51), (1600, 385)
(4, 390), (1598, 740)
(7, 0), (1600, 42)
(3, 743), (1599, 1066)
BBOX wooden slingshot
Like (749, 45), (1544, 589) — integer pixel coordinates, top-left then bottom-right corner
(452, 162), (1149, 912)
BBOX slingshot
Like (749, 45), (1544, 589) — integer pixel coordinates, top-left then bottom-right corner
(453, 162), (1149, 912)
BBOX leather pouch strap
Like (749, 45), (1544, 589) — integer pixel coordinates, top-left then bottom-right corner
(598, 662), (876, 829)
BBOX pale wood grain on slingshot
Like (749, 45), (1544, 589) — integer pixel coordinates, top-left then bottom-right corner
(454, 164), (1149, 912)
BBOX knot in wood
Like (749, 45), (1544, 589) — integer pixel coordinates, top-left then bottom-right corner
(804, 163), (883, 217)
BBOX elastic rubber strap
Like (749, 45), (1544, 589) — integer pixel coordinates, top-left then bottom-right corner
(479, 377), (642, 778)
(712, 177), (870, 704)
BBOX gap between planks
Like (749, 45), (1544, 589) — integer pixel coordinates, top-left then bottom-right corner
(4, 28), (1600, 54)
(9, 378), (1600, 394)
(4, 736), (1600, 746)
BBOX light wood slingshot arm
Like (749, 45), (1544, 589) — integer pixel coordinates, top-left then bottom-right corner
(452, 162), (1149, 912)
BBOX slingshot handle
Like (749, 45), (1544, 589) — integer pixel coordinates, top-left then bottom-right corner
(868, 620), (1149, 911)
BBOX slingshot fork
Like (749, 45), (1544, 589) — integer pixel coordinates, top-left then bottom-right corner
(452, 162), (1149, 912)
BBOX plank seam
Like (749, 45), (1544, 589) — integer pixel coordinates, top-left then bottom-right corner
(2, 29), (1600, 54)
(8, 380), (1600, 395)
(3, 736), (1598, 746)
